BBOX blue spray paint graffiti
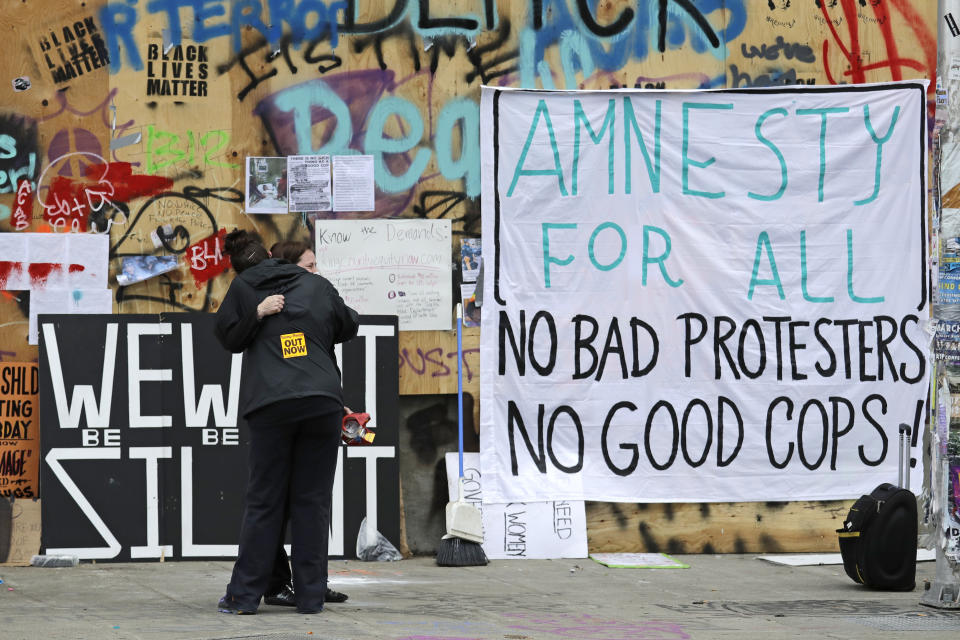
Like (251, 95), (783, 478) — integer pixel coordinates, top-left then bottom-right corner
(254, 70), (480, 203)
(519, 0), (748, 89)
(100, 0), (502, 72)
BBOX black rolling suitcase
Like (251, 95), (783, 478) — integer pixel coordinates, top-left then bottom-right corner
(837, 424), (917, 591)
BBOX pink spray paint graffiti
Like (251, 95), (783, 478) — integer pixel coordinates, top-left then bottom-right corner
(398, 346), (480, 383)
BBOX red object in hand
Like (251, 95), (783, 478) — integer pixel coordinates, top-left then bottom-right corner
(341, 412), (376, 445)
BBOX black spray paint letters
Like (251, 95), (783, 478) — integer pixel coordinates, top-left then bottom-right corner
(740, 36), (815, 63)
(37, 16), (110, 84)
(146, 43), (209, 97)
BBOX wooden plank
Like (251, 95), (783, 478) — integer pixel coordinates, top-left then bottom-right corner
(398, 327), (480, 433)
(728, 1), (937, 89)
(586, 500), (853, 554)
(0, 0), (938, 556)
(398, 327), (480, 397)
(0, 302), (32, 365)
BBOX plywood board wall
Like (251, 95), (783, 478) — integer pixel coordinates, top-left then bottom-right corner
(0, 0), (938, 552)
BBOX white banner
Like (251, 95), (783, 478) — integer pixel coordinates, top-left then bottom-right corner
(480, 83), (929, 503)
(445, 452), (587, 559)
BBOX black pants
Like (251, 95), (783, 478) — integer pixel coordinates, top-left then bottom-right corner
(226, 409), (341, 611)
(267, 515), (292, 594)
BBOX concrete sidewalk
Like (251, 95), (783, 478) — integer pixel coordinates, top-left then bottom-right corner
(0, 555), (958, 639)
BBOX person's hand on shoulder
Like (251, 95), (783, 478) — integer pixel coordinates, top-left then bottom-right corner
(257, 294), (285, 320)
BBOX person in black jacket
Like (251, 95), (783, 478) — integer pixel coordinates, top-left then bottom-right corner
(262, 238), (348, 608)
(214, 230), (359, 615)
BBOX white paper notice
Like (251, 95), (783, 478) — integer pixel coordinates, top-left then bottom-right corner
(314, 219), (451, 330)
(287, 155), (331, 212)
(29, 288), (112, 344)
(444, 452), (588, 560)
(0, 232), (108, 290)
(951, 58), (960, 82)
(332, 155), (375, 211)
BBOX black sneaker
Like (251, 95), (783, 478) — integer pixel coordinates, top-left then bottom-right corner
(218, 595), (256, 615)
(264, 584), (295, 607)
(265, 584), (347, 605)
(325, 588), (348, 603)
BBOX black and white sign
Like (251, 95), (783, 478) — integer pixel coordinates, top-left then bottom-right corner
(39, 313), (399, 561)
(479, 84), (929, 503)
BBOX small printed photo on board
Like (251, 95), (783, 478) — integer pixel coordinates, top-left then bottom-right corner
(461, 238), (481, 283)
(246, 156), (289, 214)
(461, 283), (480, 328)
(116, 255), (179, 286)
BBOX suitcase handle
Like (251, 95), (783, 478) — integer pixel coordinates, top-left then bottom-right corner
(898, 423), (911, 490)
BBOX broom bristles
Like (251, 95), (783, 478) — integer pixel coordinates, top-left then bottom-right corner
(436, 534), (488, 567)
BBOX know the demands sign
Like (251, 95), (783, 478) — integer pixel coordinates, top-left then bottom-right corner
(480, 83), (929, 504)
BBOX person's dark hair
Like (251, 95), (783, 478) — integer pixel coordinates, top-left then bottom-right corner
(224, 229), (269, 273)
(269, 240), (311, 264)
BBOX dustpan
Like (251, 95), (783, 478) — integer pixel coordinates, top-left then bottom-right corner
(446, 478), (483, 543)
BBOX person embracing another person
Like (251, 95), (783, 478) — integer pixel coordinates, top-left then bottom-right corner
(269, 240), (317, 274)
(260, 237), (348, 608)
(214, 229), (359, 615)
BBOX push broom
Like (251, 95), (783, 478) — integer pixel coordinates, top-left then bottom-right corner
(436, 304), (488, 567)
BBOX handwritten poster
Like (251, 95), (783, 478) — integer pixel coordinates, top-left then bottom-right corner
(314, 219), (451, 330)
(445, 453), (587, 559)
(0, 364), (39, 500)
(480, 83), (929, 503)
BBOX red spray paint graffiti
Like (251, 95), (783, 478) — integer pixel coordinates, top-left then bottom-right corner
(398, 346), (480, 383)
(0, 262), (22, 288)
(820, 0), (935, 90)
(187, 228), (230, 288)
(42, 161), (172, 231)
(0, 262), (84, 289)
(12, 179), (33, 230)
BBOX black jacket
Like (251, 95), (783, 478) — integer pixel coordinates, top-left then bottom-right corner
(214, 259), (359, 418)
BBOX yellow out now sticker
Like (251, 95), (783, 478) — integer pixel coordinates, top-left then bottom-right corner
(281, 332), (307, 358)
